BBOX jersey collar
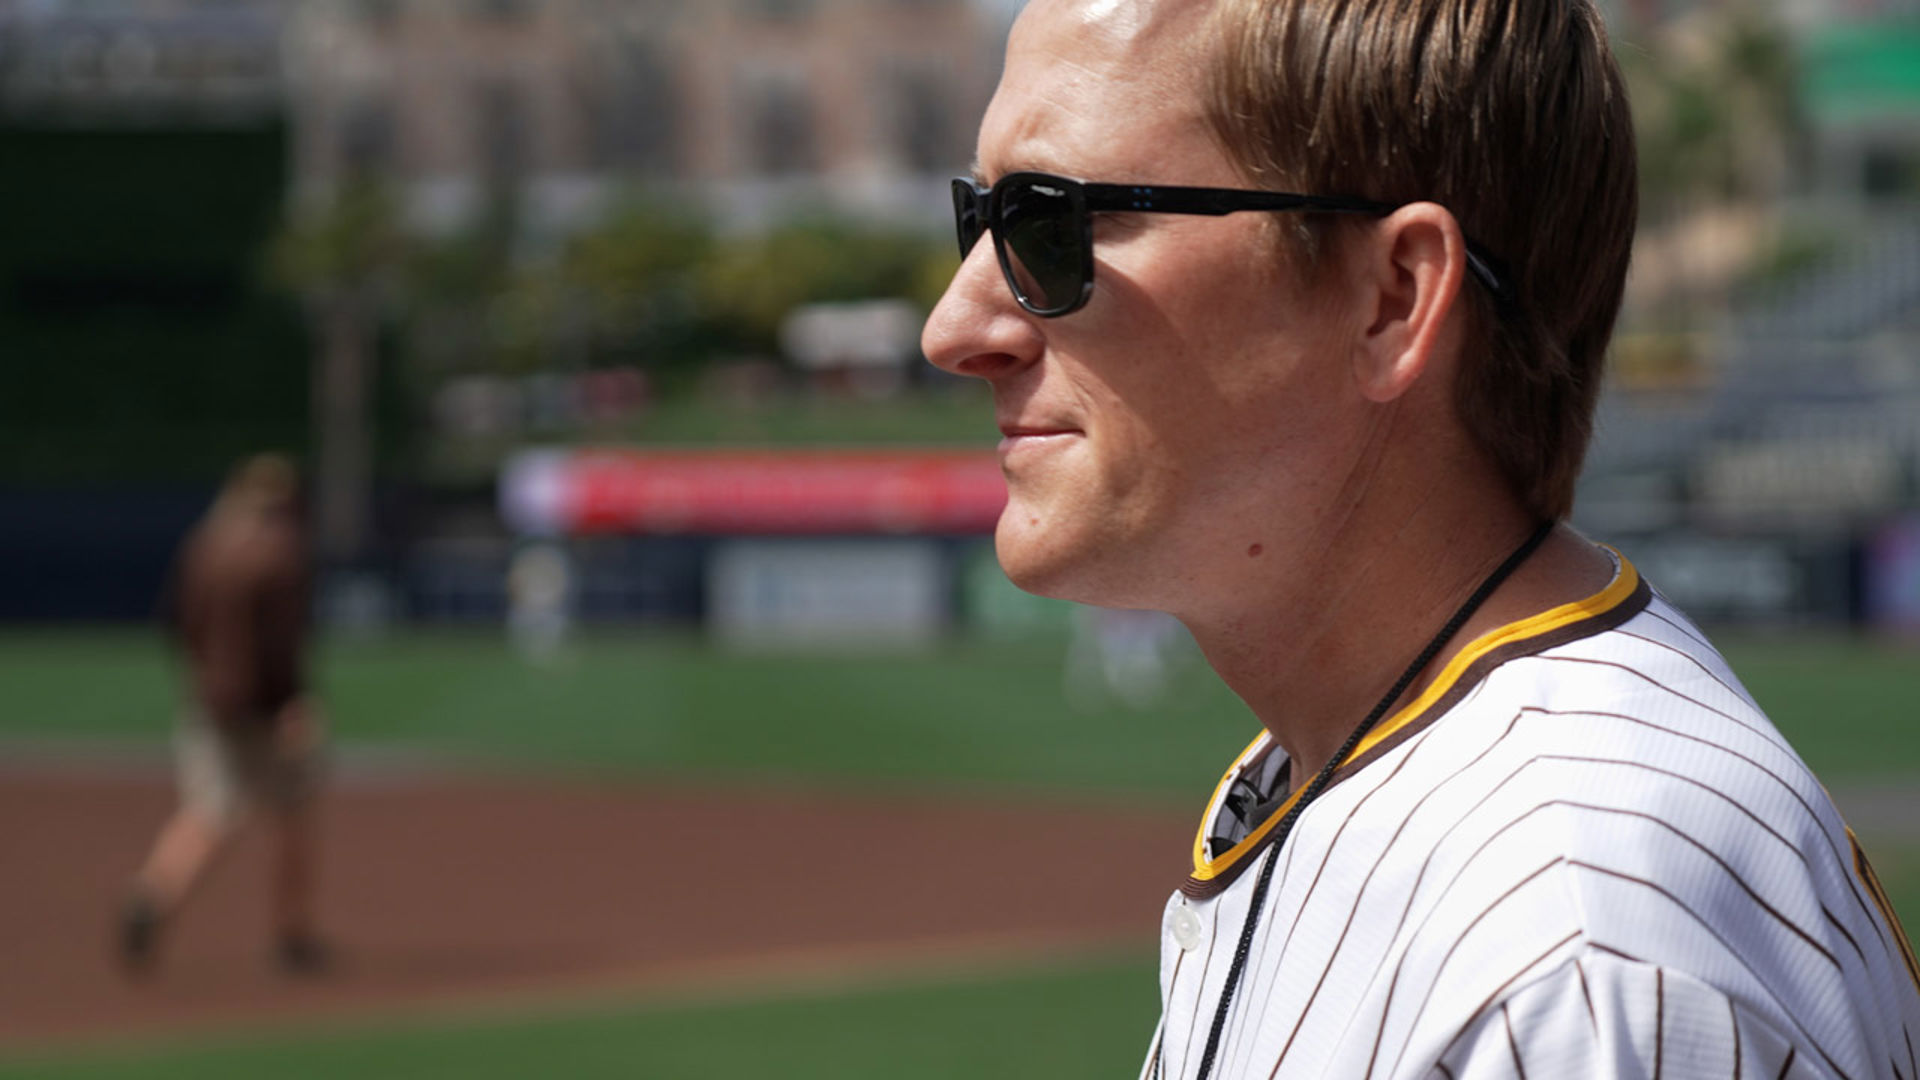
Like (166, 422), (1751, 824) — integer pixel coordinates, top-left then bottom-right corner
(1182, 551), (1652, 899)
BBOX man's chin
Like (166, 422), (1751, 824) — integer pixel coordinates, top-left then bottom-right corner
(994, 516), (1100, 603)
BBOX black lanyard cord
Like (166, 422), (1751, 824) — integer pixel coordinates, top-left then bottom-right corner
(1185, 521), (1555, 1080)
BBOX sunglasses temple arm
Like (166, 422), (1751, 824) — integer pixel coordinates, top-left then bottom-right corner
(1463, 245), (1516, 310)
(1068, 181), (1518, 308)
(1081, 187), (1317, 216)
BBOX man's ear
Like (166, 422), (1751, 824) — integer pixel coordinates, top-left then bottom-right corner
(1351, 203), (1469, 404)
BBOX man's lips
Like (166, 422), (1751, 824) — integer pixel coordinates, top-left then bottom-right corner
(999, 426), (1079, 438)
(997, 426), (1082, 456)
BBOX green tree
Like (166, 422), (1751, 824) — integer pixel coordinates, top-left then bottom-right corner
(551, 196), (714, 381)
(1625, 2), (1802, 217)
(695, 219), (950, 356)
(268, 180), (408, 564)
(396, 194), (523, 380)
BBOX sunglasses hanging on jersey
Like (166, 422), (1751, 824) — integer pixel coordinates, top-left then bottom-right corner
(951, 170), (1515, 318)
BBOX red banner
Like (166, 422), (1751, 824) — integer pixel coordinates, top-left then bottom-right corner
(502, 448), (1007, 536)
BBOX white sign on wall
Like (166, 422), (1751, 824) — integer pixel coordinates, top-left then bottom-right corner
(706, 539), (948, 648)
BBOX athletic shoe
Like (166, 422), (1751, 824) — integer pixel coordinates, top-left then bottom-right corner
(117, 893), (161, 974)
(276, 931), (330, 976)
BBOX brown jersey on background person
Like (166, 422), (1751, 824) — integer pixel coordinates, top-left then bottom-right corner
(167, 454), (313, 732)
(123, 453), (329, 976)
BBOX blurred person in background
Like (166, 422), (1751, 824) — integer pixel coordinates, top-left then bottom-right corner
(119, 453), (328, 976)
(506, 540), (574, 665)
(1065, 605), (1187, 711)
(925, 0), (1920, 1076)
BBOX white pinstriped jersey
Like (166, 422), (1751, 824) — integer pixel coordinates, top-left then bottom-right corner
(1143, 555), (1920, 1080)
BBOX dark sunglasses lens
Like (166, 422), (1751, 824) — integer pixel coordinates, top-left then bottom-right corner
(998, 178), (1084, 313)
(952, 180), (983, 257)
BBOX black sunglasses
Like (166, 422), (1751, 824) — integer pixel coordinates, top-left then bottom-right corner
(951, 171), (1514, 318)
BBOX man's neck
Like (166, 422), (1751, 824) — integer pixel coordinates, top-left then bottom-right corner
(1181, 498), (1613, 785)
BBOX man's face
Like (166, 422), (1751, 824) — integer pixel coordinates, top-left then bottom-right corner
(922, 0), (1373, 614)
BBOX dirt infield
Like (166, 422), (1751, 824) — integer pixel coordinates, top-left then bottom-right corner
(0, 759), (1192, 1051)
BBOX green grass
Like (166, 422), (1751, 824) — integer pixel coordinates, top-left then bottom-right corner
(0, 631), (179, 742)
(0, 954), (1160, 1080)
(615, 389), (997, 447)
(420, 388), (1001, 485)
(0, 627), (1254, 798)
(1711, 633), (1920, 781)
(3, 626), (1917, 790)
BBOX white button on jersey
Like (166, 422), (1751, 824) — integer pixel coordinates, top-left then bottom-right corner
(1168, 903), (1204, 951)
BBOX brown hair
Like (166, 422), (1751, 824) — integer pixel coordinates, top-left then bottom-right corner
(216, 453), (302, 518)
(1206, 0), (1637, 520)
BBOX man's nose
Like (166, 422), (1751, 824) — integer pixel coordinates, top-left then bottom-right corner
(921, 237), (1044, 381)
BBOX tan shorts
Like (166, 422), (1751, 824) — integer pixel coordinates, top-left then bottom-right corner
(175, 709), (321, 825)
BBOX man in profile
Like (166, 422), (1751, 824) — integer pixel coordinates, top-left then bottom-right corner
(925, 0), (1920, 1074)
(120, 453), (327, 974)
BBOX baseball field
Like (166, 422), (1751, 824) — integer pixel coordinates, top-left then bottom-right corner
(0, 626), (1916, 1078)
